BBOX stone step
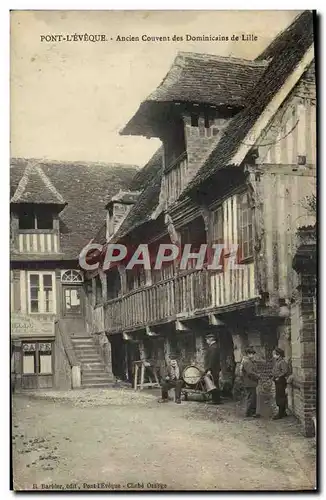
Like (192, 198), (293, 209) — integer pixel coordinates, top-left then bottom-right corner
(74, 348), (100, 355)
(72, 343), (96, 348)
(82, 368), (109, 374)
(82, 375), (110, 381)
(81, 362), (106, 368)
(70, 337), (94, 344)
(78, 358), (104, 365)
(82, 372), (110, 383)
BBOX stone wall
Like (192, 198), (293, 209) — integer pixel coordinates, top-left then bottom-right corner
(183, 113), (232, 182)
(288, 272), (316, 436)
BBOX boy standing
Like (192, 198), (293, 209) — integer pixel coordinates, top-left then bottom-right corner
(272, 347), (289, 419)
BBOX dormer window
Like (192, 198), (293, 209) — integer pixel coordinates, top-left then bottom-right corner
(19, 209), (53, 230)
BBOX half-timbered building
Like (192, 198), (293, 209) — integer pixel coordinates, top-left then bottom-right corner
(10, 159), (138, 390)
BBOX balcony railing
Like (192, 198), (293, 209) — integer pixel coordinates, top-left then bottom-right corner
(104, 263), (257, 333)
(17, 230), (60, 253)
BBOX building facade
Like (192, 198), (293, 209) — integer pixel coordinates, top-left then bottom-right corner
(10, 159), (138, 390)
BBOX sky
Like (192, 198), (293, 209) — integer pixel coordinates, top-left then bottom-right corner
(10, 10), (302, 168)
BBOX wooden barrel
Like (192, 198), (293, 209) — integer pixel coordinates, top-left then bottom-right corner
(182, 365), (202, 387)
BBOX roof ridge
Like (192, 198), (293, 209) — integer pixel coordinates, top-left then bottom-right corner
(177, 51), (268, 67)
(11, 157), (139, 169)
(34, 164), (66, 204)
(256, 10), (311, 61)
(11, 162), (33, 203)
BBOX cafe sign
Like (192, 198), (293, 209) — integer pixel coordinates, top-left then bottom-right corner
(11, 313), (55, 338)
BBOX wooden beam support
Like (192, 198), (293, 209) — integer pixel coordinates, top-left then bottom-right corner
(164, 213), (180, 245)
(145, 326), (159, 337)
(175, 320), (189, 331)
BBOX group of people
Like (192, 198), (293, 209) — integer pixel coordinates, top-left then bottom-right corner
(158, 332), (289, 420)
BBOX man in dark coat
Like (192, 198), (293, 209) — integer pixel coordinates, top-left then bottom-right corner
(240, 346), (260, 418)
(204, 333), (221, 404)
(158, 353), (184, 404)
(272, 347), (289, 419)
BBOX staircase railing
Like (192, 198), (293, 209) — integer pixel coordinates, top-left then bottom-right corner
(55, 320), (81, 389)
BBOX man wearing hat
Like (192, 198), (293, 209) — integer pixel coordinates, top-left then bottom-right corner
(240, 346), (260, 418)
(158, 352), (184, 404)
(204, 333), (221, 404)
(272, 347), (289, 419)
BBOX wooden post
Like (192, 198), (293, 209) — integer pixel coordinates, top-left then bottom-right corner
(140, 363), (145, 390)
(134, 363), (139, 391)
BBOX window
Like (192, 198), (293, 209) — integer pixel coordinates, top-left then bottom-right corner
(95, 276), (102, 304)
(238, 192), (253, 260)
(22, 342), (53, 374)
(212, 206), (224, 244)
(19, 212), (35, 229)
(28, 272), (55, 314)
(61, 270), (84, 283)
(19, 210), (53, 230)
(106, 268), (121, 300)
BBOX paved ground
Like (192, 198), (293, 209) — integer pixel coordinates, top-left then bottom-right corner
(12, 388), (316, 491)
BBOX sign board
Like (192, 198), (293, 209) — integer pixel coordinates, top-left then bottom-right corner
(11, 313), (55, 338)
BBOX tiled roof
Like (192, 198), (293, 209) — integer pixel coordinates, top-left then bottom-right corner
(121, 53), (267, 136)
(10, 158), (138, 260)
(184, 11), (314, 193)
(11, 161), (66, 205)
(111, 147), (164, 241)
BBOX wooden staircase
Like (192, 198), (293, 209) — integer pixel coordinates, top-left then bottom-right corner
(71, 337), (113, 388)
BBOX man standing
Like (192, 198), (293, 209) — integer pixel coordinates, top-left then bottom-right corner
(159, 353), (184, 404)
(204, 333), (221, 404)
(241, 347), (260, 418)
(272, 347), (289, 419)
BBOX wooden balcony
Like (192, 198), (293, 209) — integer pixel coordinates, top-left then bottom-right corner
(104, 263), (258, 334)
(17, 230), (60, 253)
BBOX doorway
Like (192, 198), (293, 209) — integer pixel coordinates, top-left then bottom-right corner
(62, 285), (84, 316)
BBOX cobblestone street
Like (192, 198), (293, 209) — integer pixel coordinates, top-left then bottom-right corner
(12, 388), (316, 491)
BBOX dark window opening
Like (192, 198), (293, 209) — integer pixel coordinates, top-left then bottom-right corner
(191, 114), (199, 127)
(204, 114), (210, 129)
(18, 210), (53, 230)
(106, 268), (122, 300)
(19, 212), (35, 229)
(37, 212), (53, 229)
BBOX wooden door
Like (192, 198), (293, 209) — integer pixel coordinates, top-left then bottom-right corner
(62, 284), (84, 317)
